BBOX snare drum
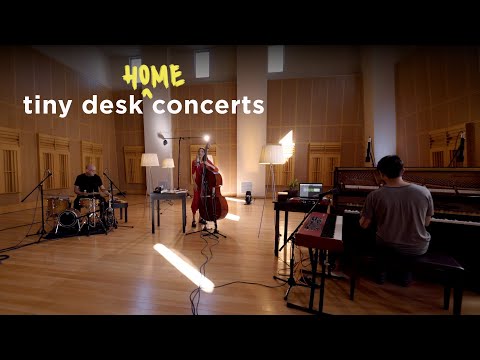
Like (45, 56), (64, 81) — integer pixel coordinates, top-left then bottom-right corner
(46, 196), (71, 217)
(57, 208), (84, 228)
(79, 198), (100, 210)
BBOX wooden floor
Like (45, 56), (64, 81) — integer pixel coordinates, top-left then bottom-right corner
(0, 194), (479, 315)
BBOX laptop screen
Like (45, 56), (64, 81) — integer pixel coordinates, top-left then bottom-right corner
(299, 183), (323, 198)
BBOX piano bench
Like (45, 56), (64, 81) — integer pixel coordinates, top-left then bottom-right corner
(349, 252), (465, 315)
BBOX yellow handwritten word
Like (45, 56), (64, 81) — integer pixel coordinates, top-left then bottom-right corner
(122, 64), (185, 98)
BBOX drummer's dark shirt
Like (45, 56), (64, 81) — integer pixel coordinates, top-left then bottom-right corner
(74, 173), (103, 193)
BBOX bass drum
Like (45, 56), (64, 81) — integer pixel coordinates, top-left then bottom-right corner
(57, 209), (84, 228)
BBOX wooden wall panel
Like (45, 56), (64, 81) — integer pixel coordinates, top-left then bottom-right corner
(413, 50), (430, 110)
(466, 48), (480, 92)
(0, 46), (14, 104)
(428, 48), (449, 106)
(309, 125), (325, 143)
(395, 59), (416, 117)
(396, 46), (480, 167)
(343, 76), (361, 125)
(14, 47), (35, 109)
(311, 79), (328, 124)
(470, 93), (480, 120)
(446, 50), (468, 99)
(431, 102), (449, 130)
(0, 46), (119, 210)
(326, 78), (342, 125)
(171, 82), (237, 196)
(267, 74), (364, 180)
(417, 109), (432, 132)
(296, 79), (312, 126)
(281, 79), (297, 126)
(0, 103), (16, 128)
(449, 96), (470, 127)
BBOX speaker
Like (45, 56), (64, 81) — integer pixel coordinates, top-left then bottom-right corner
(245, 191), (252, 205)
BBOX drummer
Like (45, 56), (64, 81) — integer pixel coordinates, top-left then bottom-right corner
(73, 164), (111, 217)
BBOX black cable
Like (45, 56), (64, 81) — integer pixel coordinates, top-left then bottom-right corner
(0, 189), (42, 253)
(213, 280), (287, 290)
(0, 254), (10, 261)
(189, 231), (220, 315)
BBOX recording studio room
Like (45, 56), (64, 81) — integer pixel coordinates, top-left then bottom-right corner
(0, 44), (479, 316)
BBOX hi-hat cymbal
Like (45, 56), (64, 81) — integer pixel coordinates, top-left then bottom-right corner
(83, 192), (100, 196)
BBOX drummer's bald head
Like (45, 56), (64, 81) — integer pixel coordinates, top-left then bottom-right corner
(85, 164), (96, 175)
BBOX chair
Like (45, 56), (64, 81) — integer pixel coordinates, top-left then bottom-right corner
(349, 251), (465, 315)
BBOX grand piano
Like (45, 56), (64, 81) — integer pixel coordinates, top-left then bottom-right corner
(332, 167), (480, 290)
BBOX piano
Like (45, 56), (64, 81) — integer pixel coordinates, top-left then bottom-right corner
(333, 167), (480, 290)
(295, 212), (344, 253)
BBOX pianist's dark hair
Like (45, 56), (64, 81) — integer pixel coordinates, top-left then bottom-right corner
(377, 155), (404, 179)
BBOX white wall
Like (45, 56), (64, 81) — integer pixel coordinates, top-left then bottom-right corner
(361, 46), (407, 164)
(237, 46), (268, 197)
(141, 46), (173, 192)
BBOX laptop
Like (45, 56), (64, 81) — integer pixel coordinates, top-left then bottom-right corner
(299, 183), (323, 199)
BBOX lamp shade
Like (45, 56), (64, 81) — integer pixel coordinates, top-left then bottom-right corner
(259, 144), (285, 164)
(141, 153), (159, 167)
(161, 158), (175, 168)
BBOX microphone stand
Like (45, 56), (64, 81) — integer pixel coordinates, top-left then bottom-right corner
(22, 171), (52, 241)
(103, 172), (133, 229)
(161, 136), (203, 191)
(274, 189), (336, 301)
(448, 134), (464, 167)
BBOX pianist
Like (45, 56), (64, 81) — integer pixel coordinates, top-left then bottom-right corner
(358, 155), (434, 285)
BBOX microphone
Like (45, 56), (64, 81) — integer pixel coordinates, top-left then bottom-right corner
(456, 133), (465, 162)
(103, 169), (108, 176)
(365, 137), (371, 162)
(47, 169), (52, 176)
(314, 187), (340, 199)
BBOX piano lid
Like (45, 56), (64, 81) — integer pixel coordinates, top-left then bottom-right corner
(335, 167), (480, 193)
(333, 167), (480, 221)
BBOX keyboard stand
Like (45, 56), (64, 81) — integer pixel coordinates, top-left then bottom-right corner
(287, 248), (332, 315)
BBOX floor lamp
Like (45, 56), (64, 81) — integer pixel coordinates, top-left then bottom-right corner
(258, 144), (285, 238)
(161, 158), (175, 190)
(141, 153), (159, 211)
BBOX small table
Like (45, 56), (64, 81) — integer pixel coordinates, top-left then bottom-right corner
(150, 191), (187, 234)
(112, 201), (128, 222)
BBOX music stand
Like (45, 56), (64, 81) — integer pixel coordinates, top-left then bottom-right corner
(21, 170), (53, 241)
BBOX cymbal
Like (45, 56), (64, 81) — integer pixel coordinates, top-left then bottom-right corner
(82, 192), (100, 196)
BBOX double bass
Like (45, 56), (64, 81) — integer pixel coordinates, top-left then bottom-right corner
(198, 144), (228, 225)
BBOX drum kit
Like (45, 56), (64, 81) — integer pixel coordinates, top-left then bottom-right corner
(46, 192), (114, 235)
